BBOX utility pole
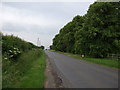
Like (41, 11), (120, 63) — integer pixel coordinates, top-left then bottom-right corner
(37, 38), (41, 46)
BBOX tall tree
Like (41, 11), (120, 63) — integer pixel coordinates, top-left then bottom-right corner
(81, 2), (120, 57)
(52, 2), (120, 58)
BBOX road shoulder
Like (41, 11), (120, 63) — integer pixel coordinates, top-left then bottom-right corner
(44, 56), (64, 88)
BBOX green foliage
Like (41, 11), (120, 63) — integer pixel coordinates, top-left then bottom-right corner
(2, 33), (45, 88)
(7, 47), (21, 61)
(52, 15), (84, 53)
(2, 49), (43, 88)
(81, 2), (120, 57)
(2, 34), (37, 53)
(40, 45), (45, 50)
(14, 51), (46, 88)
(49, 45), (52, 49)
(52, 2), (120, 58)
(2, 33), (39, 61)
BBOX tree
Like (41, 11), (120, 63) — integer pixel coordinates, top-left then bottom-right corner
(52, 2), (120, 58)
(40, 46), (45, 50)
(49, 45), (52, 49)
(80, 2), (120, 57)
(52, 15), (84, 53)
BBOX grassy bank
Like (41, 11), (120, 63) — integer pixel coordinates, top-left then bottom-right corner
(2, 49), (46, 88)
(49, 49), (119, 69)
(14, 50), (46, 88)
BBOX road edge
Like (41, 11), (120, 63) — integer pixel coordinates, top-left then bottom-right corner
(44, 55), (64, 88)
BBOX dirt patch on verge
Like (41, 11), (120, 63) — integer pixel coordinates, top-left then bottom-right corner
(44, 56), (64, 88)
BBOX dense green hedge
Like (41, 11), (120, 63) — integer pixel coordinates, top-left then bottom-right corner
(1, 32), (40, 61)
(2, 33), (37, 53)
(2, 49), (42, 88)
(1, 32), (44, 88)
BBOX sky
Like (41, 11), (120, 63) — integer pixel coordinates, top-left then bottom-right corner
(0, 1), (94, 48)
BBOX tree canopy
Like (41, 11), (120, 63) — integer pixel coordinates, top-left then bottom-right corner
(51, 2), (120, 58)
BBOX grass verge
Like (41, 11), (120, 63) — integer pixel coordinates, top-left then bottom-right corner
(14, 50), (46, 88)
(2, 49), (46, 88)
(48, 49), (119, 69)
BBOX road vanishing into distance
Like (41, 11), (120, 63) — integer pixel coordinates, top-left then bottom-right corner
(45, 50), (118, 88)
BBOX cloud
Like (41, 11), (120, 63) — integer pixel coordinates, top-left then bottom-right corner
(2, 0), (95, 2)
(1, 5), (63, 27)
(1, 2), (93, 48)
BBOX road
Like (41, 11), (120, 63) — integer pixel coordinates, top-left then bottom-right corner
(45, 50), (119, 88)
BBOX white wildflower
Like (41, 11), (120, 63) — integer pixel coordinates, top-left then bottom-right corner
(4, 57), (8, 60)
(18, 51), (21, 53)
(10, 55), (13, 57)
(14, 51), (17, 53)
(14, 48), (18, 50)
(9, 50), (12, 52)
(81, 54), (85, 58)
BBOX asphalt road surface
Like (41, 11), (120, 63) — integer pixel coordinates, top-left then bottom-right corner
(45, 50), (118, 88)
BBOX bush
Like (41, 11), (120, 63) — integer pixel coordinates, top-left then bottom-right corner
(2, 49), (42, 88)
(2, 33), (39, 61)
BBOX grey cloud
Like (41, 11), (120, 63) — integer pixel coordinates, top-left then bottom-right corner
(2, 2), (94, 48)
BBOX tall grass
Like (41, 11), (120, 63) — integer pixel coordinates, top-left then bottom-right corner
(2, 49), (44, 88)
(14, 51), (46, 88)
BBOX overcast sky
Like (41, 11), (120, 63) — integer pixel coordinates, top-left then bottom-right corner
(1, 1), (94, 48)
